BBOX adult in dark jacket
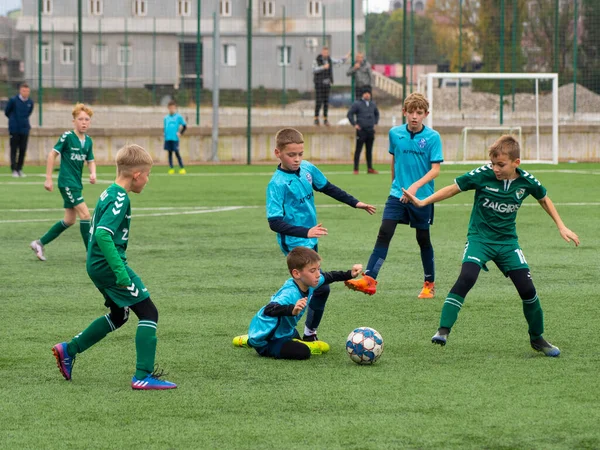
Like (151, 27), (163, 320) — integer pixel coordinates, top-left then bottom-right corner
(4, 83), (34, 177)
(312, 47), (348, 126)
(347, 87), (380, 174)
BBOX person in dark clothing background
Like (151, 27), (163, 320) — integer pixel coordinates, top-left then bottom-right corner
(347, 87), (380, 174)
(346, 52), (373, 101)
(312, 47), (348, 126)
(4, 83), (34, 177)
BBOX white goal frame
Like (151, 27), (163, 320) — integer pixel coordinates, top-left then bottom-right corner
(421, 73), (559, 164)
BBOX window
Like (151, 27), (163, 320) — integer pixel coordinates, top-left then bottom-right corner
(60, 43), (74, 65)
(132, 0), (147, 16)
(414, 1), (424, 12)
(307, 1), (321, 17)
(278, 46), (291, 66)
(36, 43), (51, 64)
(220, 0), (232, 17)
(90, 0), (103, 15)
(222, 44), (237, 66)
(92, 44), (108, 66)
(41, 0), (52, 15)
(177, 0), (191, 17)
(118, 45), (133, 66)
(261, 1), (275, 17)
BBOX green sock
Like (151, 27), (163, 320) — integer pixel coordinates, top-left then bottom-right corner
(40, 220), (70, 246)
(66, 314), (113, 356)
(439, 293), (465, 330)
(522, 294), (544, 340)
(134, 321), (157, 380)
(80, 220), (91, 250)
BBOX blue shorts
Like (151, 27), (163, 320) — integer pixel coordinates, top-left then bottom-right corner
(382, 195), (434, 229)
(254, 329), (300, 359)
(163, 140), (180, 152)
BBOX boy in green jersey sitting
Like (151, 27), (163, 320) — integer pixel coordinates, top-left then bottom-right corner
(402, 135), (580, 357)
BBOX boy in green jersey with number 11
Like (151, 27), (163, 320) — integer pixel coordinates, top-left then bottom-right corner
(402, 135), (579, 357)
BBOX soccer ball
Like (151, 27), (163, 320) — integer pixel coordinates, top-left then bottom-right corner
(346, 327), (384, 365)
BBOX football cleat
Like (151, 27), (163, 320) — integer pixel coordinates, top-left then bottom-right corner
(367, 168), (379, 174)
(30, 239), (46, 261)
(232, 334), (250, 348)
(52, 342), (75, 381)
(132, 368), (177, 390)
(418, 281), (435, 299)
(178, 168), (187, 175)
(295, 338), (330, 355)
(168, 168), (175, 175)
(530, 338), (560, 357)
(345, 274), (378, 296)
(431, 330), (448, 346)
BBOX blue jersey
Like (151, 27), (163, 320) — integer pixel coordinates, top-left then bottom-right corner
(389, 124), (443, 200)
(266, 161), (328, 254)
(163, 113), (186, 141)
(248, 275), (325, 349)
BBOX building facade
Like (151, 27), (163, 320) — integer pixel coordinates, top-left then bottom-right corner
(16, 0), (363, 92)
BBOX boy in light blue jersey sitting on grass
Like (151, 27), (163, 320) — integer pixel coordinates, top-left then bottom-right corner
(233, 246), (362, 359)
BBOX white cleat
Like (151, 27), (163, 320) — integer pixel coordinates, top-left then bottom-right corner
(30, 239), (46, 261)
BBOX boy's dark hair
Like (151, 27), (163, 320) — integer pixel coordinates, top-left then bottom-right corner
(287, 247), (321, 274)
(276, 128), (304, 151)
(20, 82), (29, 89)
(167, 100), (177, 107)
(489, 135), (520, 161)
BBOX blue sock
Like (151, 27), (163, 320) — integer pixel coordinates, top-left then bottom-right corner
(168, 151), (173, 168)
(365, 246), (389, 279)
(304, 284), (329, 331)
(175, 151), (184, 168)
(420, 245), (435, 282)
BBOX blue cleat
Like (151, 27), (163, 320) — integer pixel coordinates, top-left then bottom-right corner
(531, 338), (560, 357)
(52, 342), (75, 381)
(431, 330), (448, 346)
(132, 369), (177, 390)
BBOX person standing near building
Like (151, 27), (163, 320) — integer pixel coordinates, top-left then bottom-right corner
(347, 87), (379, 174)
(4, 83), (34, 177)
(313, 47), (349, 127)
(346, 52), (373, 101)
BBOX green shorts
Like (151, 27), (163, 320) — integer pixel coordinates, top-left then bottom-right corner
(97, 267), (150, 308)
(59, 187), (84, 209)
(462, 240), (529, 276)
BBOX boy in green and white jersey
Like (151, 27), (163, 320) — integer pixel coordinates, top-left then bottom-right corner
(403, 135), (580, 357)
(30, 103), (96, 260)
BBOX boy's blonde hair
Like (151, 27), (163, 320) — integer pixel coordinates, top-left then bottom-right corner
(116, 144), (153, 175)
(72, 102), (93, 119)
(276, 128), (304, 151)
(403, 93), (429, 113)
(287, 246), (321, 274)
(489, 135), (521, 161)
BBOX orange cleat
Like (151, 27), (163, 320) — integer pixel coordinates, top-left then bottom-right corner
(345, 274), (378, 296)
(418, 281), (435, 299)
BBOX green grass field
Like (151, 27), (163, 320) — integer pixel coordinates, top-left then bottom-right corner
(1, 163), (599, 449)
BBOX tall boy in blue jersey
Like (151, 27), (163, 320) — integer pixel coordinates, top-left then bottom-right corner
(265, 128), (376, 343)
(346, 93), (443, 298)
(232, 247), (363, 359)
(402, 135), (579, 356)
(163, 100), (187, 174)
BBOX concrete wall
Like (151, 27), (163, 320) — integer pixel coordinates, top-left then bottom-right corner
(2, 125), (599, 166)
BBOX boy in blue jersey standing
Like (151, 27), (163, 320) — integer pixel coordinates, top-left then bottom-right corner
(233, 246), (363, 359)
(163, 100), (187, 174)
(260, 128), (376, 345)
(346, 93), (443, 298)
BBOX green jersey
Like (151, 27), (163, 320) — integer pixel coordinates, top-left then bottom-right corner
(87, 184), (131, 288)
(455, 165), (547, 244)
(53, 130), (94, 189)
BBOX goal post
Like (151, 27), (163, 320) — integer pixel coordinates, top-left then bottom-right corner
(421, 73), (559, 164)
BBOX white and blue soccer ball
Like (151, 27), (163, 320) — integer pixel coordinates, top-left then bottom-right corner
(346, 327), (384, 365)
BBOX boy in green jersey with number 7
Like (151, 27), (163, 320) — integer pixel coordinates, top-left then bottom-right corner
(402, 135), (580, 357)
(52, 144), (176, 390)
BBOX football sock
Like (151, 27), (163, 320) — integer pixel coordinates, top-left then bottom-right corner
(168, 151), (174, 168)
(40, 220), (70, 245)
(80, 220), (90, 250)
(439, 293), (465, 330)
(522, 294), (544, 340)
(365, 245), (388, 279)
(66, 315), (113, 356)
(304, 284), (329, 330)
(420, 246), (435, 282)
(135, 320), (157, 379)
(175, 151), (184, 168)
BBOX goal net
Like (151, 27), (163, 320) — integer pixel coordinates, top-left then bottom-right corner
(418, 73), (559, 164)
